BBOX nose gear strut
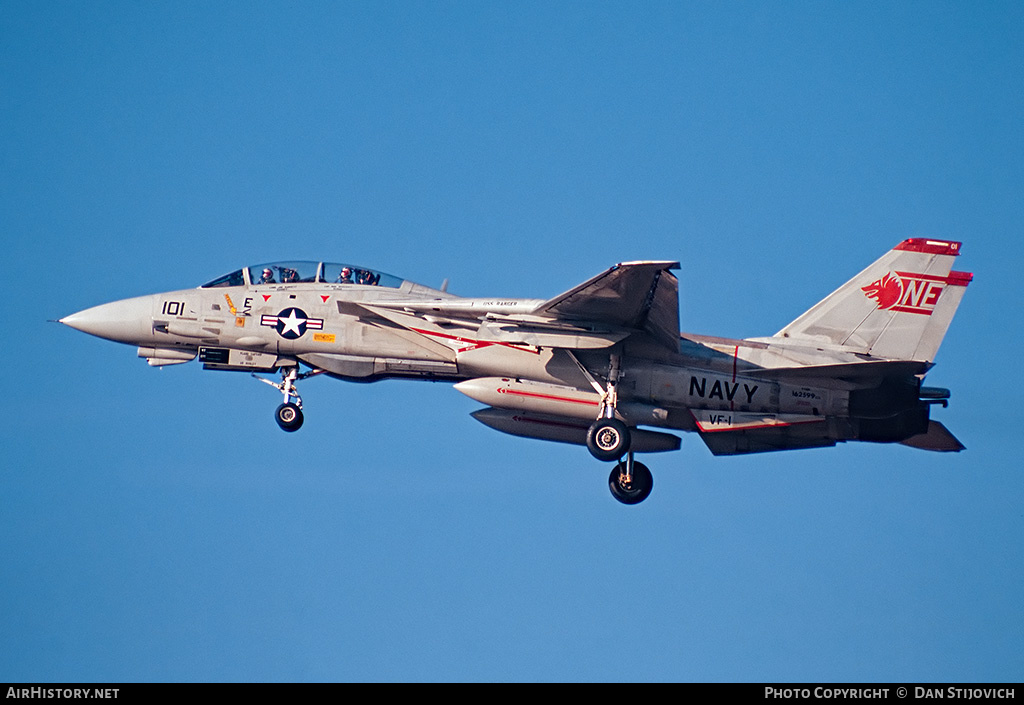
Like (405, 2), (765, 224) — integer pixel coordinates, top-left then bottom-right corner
(252, 364), (324, 432)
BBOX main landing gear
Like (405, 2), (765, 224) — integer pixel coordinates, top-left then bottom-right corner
(253, 364), (323, 432)
(571, 352), (655, 505)
(586, 417), (630, 461)
(609, 453), (653, 505)
(580, 353), (632, 460)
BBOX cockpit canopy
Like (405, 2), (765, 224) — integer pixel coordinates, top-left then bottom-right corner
(200, 261), (405, 289)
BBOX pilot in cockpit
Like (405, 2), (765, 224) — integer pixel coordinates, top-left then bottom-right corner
(257, 268), (276, 284)
(337, 267), (354, 284)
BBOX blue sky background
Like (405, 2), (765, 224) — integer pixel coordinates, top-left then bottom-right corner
(2, 1), (1022, 682)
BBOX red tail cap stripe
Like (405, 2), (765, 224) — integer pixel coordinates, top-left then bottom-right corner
(894, 239), (962, 255)
(946, 271), (974, 286)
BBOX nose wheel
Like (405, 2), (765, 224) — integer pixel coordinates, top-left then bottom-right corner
(253, 364), (323, 432)
(275, 402), (304, 432)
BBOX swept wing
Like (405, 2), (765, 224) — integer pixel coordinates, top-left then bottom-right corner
(530, 261), (681, 350)
(344, 260), (681, 352)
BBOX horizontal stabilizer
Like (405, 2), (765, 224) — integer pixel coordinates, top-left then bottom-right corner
(691, 410), (824, 433)
(695, 419), (838, 456)
(753, 360), (931, 381)
(899, 420), (965, 452)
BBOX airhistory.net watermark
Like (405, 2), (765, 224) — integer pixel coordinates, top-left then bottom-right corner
(6, 689), (118, 699)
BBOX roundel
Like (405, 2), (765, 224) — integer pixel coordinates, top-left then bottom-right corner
(260, 307), (325, 339)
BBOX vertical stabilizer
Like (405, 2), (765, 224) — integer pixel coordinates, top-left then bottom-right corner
(774, 239), (972, 361)
(911, 270), (972, 361)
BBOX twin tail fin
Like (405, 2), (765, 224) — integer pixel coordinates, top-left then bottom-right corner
(774, 239), (972, 361)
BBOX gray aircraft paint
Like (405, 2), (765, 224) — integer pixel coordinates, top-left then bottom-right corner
(61, 241), (972, 503)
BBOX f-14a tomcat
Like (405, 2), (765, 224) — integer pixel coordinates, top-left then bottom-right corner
(61, 240), (972, 504)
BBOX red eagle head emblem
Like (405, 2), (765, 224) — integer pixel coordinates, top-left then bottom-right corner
(861, 272), (904, 310)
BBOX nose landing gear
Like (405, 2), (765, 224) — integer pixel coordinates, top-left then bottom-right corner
(253, 364), (323, 432)
(275, 401), (303, 432)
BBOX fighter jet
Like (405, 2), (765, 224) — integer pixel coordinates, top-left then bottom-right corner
(60, 239), (972, 504)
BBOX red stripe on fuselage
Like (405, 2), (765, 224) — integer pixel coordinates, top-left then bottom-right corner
(409, 328), (540, 354)
(497, 387), (600, 407)
(694, 417), (825, 433)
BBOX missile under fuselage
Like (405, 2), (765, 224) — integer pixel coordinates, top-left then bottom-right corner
(470, 407), (681, 453)
(454, 376), (672, 426)
(458, 377), (681, 452)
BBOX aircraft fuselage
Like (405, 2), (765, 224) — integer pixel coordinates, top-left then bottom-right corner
(61, 244), (971, 504)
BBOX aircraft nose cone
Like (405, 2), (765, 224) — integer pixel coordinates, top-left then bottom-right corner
(60, 296), (154, 344)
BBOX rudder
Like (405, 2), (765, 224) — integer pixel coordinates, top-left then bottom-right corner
(774, 239), (972, 361)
